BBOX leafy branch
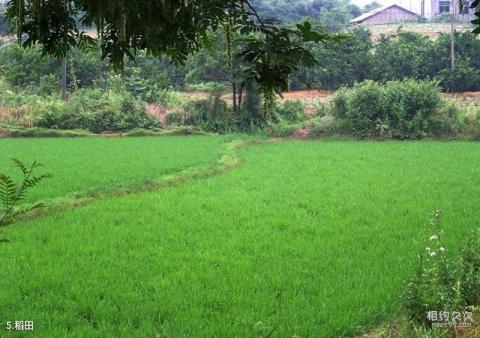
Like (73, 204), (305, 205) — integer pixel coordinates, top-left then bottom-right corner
(0, 159), (51, 229)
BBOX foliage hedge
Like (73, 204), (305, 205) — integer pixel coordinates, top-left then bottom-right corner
(33, 81), (160, 133)
(332, 80), (462, 139)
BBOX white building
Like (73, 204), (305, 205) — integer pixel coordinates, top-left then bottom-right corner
(423, 0), (475, 19)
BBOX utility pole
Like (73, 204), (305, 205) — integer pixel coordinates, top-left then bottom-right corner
(450, 1), (456, 70)
(60, 57), (68, 101)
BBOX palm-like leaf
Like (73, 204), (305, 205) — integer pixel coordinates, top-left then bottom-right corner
(0, 174), (17, 208)
(0, 159), (51, 228)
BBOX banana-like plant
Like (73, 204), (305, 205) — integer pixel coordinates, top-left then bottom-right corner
(0, 159), (51, 228)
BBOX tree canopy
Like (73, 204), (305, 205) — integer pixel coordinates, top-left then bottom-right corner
(4, 1), (329, 69)
(5, 0), (336, 116)
(469, 0), (480, 34)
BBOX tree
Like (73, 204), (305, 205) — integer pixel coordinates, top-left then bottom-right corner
(292, 27), (372, 90)
(5, 0), (332, 119)
(363, 1), (382, 13)
(467, 1), (480, 34)
(436, 59), (480, 92)
(370, 32), (434, 82)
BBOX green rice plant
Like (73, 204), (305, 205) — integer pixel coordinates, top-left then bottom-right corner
(0, 137), (223, 203)
(1, 140), (479, 337)
(0, 159), (51, 228)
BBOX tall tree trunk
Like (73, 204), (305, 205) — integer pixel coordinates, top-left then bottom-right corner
(60, 57), (67, 101)
(226, 4), (238, 114)
(232, 81), (238, 114)
(238, 84), (244, 111)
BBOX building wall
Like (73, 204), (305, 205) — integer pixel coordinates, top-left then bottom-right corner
(428, 0), (474, 19)
(360, 7), (417, 24)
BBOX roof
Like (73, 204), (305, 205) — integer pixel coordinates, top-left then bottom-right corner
(350, 4), (419, 24)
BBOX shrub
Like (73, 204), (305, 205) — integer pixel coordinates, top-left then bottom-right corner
(430, 102), (464, 138)
(156, 90), (187, 107)
(273, 100), (306, 123)
(36, 75), (60, 96)
(307, 116), (350, 138)
(331, 88), (349, 118)
(268, 120), (301, 138)
(187, 82), (225, 92)
(166, 110), (187, 126)
(332, 80), (458, 139)
(436, 61), (480, 93)
(182, 93), (234, 133)
(124, 67), (162, 103)
(342, 80), (385, 138)
(0, 91), (46, 127)
(383, 80), (442, 139)
(34, 87), (160, 133)
(464, 110), (480, 140)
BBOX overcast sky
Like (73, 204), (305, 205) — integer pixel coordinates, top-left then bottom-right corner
(351, 0), (422, 13)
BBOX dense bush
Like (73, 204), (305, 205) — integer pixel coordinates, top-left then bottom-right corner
(34, 84), (160, 133)
(436, 60), (480, 93)
(273, 100), (306, 123)
(430, 102), (464, 138)
(464, 110), (480, 140)
(175, 93), (235, 133)
(332, 80), (458, 139)
(187, 82), (225, 93)
(0, 45), (58, 89)
(307, 116), (350, 138)
(167, 88), (304, 134)
(268, 120), (302, 138)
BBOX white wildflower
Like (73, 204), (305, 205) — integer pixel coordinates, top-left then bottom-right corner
(429, 235), (438, 241)
(431, 252), (437, 257)
(426, 247), (431, 252)
(439, 247), (445, 252)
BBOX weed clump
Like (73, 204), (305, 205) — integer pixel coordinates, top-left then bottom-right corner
(404, 210), (480, 333)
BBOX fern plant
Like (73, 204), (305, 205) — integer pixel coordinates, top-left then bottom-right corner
(0, 159), (51, 228)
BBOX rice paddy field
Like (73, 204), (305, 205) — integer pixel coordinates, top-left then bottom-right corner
(0, 136), (225, 204)
(1, 136), (480, 337)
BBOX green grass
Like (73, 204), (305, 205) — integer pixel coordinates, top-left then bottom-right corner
(1, 139), (480, 337)
(0, 136), (224, 204)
